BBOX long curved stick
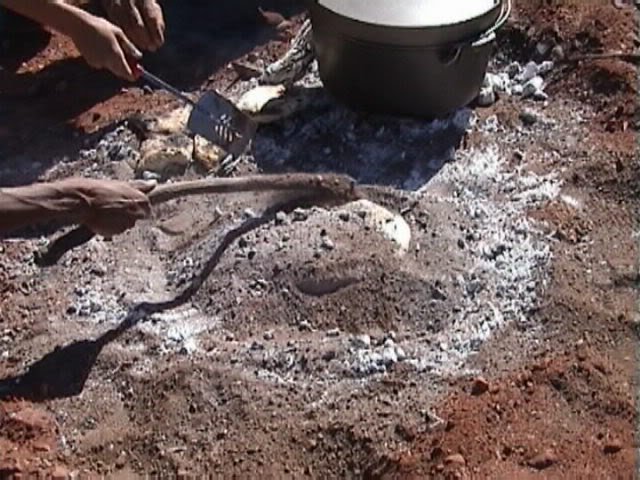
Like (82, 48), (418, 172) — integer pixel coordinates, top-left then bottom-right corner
(35, 173), (359, 267)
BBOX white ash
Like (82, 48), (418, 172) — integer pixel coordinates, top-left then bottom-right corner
(93, 125), (140, 164)
(138, 307), (215, 354)
(345, 333), (409, 377)
(251, 87), (473, 188)
(67, 284), (128, 325)
(410, 146), (559, 374)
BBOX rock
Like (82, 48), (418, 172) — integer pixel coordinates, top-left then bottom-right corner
(381, 347), (398, 365)
(506, 61), (522, 78)
(352, 334), (371, 349)
(341, 200), (411, 255)
(532, 90), (549, 102)
(299, 320), (313, 331)
(521, 61), (539, 82)
(237, 84), (310, 123)
(142, 170), (162, 181)
(520, 109), (539, 126)
(243, 208), (258, 219)
(603, 439), (623, 454)
(471, 376), (490, 395)
(535, 41), (552, 58)
(320, 237), (335, 250)
(326, 328), (340, 337)
(511, 84), (524, 96)
(137, 134), (193, 179)
(146, 106), (191, 135)
(444, 453), (466, 466)
(230, 61), (262, 80)
(115, 452), (127, 468)
(538, 60), (555, 75)
(395, 347), (407, 361)
(484, 72), (509, 93)
(322, 350), (336, 361)
(33, 440), (52, 452)
(9, 406), (55, 435)
(476, 86), (496, 107)
(192, 134), (226, 173)
(292, 208), (309, 222)
(395, 423), (417, 441)
(550, 45), (565, 61)
(263, 330), (274, 341)
(522, 76), (544, 98)
(51, 465), (70, 479)
(275, 211), (288, 225)
(527, 449), (557, 470)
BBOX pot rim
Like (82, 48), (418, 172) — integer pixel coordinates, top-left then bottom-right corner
(316, 0), (500, 29)
(310, 0), (511, 49)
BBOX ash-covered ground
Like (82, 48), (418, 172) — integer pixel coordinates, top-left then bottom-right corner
(0, 1), (638, 478)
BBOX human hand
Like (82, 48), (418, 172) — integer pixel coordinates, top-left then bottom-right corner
(58, 178), (155, 237)
(69, 13), (143, 81)
(101, 0), (165, 52)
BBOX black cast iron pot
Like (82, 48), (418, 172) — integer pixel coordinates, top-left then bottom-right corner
(308, 0), (511, 118)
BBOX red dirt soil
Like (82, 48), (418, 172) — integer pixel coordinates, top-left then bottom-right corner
(0, 1), (638, 478)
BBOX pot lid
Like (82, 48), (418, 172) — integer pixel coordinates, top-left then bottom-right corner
(316, 0), (500, 28)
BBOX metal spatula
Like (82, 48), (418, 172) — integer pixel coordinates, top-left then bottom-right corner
(136, 65), (257, 157)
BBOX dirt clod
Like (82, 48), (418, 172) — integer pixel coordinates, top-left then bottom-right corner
(444, 453), (466, 466)
(470, 377), (490, 396)
(603, 440), (623, 454)
(527, 449), (558, 470)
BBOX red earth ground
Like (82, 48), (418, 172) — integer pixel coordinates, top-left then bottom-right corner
(0, 1), (638, 478)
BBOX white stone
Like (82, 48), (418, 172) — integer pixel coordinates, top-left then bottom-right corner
(522, 76), (544, 98)
(506, 61), (522, 78)
(520, 61), (539, 82)
(351, 334), (371, 349)
(538, 60), (554, 75)
(340, 200), (412, 255)
(136, 134), (193, 178)
(381, 347), (398, 365)
(147, 106), (190, 134)
(193, 135), (227, 172)
(532, 90), (549, 102)
(477, 86), (496, 107)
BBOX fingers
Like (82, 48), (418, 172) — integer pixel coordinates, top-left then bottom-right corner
(110, 30), (142, 81)
(124, 5), (155, 52)
(103, 0), (165, 52)
(139, 0), (165, 51)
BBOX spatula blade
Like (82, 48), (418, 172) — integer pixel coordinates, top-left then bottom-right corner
(187, 91), (257, 158)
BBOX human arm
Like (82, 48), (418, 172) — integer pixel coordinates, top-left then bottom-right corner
(0, 178), (154, 237)
(0, 0), (142, 80)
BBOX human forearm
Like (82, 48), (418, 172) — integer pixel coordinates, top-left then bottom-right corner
(0, 182), (86, 234)
(0, 0), (93, 38)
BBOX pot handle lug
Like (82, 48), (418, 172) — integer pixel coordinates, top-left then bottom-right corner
(437, 46), (462, 67)
(475, 0), (512, 44)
